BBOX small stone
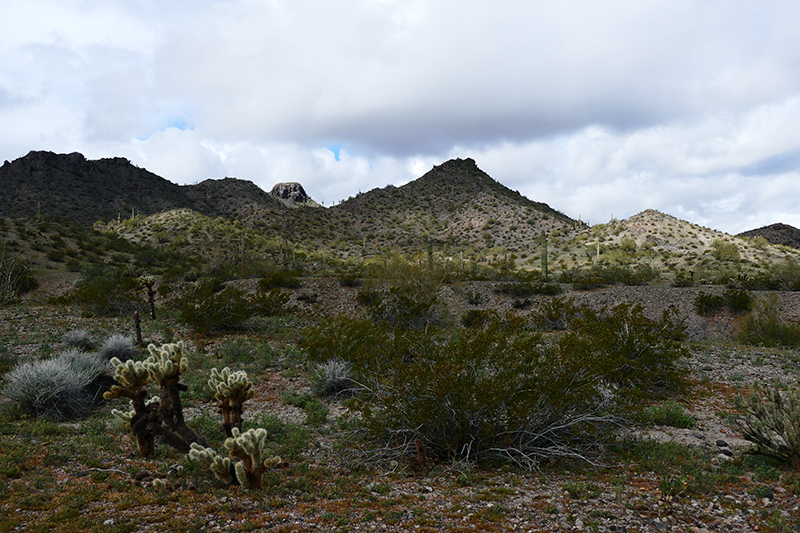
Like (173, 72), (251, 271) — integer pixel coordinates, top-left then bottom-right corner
(103, 519), (114, 526)
(692, 432), (706, 440)
(715, 439), (729, 447)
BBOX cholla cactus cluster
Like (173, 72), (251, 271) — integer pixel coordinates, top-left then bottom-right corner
(208, 367), (254, 437)
(188, 428), (281, 489)
(739, 378), (800, 468)
(104, 341), (201, 457)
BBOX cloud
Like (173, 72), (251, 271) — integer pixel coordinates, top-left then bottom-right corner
(1, 0), (800, 235)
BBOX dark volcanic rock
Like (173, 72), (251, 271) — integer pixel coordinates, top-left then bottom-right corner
(738, 223), (800, 250)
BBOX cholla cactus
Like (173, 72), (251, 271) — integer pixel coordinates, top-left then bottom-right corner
(144, 341), (188, 383)
(188, 444), (236, 485)
(208, 367), (254, 437)
(739, 378), (800, 468)
(104, 357), (160, 457)
(105, 341), (203, 456)
(188, 428), (281, 489)
(105, 358), (152, 397)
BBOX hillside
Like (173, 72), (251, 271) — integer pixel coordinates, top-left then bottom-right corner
(738, 222), (800, 250)
(0, 151), (285, 225)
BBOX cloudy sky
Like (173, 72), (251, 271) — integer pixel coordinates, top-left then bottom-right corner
(2, 1), (800, 234)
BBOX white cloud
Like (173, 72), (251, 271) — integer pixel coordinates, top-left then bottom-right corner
(1, 0), (800, 235)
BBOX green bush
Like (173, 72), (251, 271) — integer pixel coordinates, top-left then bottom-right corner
(259, 269), (302, 290)
(637, 401), (696, 428)
(308, 314), (614, 466)
(694, 288), (753, 316)
(561, 303), (689, 400)
(174, 278), (291, 333)
(494, 282), (562, 298)
(0, 248), (38, 306)
(737, 295), (800, 347)
(62, 330), (96, 352)
(55, 265), (144, 316)
(530, 296), (581, 331)
(358, 260), (449, 330)
(560, 264), (658, 289)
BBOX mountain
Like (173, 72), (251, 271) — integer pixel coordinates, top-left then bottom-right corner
(328, 158), (578, 253)
(0, 151), (284, 225)
(738, 223), (800, 250)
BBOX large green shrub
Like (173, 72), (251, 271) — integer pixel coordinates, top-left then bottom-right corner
(561, 303), (689, 400)
(359, 258), (449, 330)
(55, 265), (144, 316)
(174, 278), (291, 333)
(737, 295), (800, 347)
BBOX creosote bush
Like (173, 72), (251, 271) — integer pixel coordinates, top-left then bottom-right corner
(737, 295), (800, 347)
(173, 277), (291, 333)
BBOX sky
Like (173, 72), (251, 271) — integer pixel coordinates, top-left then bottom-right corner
(2, 1), (800, 234)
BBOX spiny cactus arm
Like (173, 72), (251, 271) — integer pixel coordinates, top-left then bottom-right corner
(209, 367), (255, 404)
(188, 443), (235, 485)
(144, 341), (188, 382)
(105, 358), (152, 396)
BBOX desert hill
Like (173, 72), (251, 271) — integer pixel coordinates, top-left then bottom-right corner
(0, 151), (286, 225)
(738, 223), (800, 250)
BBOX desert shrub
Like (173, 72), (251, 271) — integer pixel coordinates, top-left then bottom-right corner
(174, 279), (291, 333)
(310, 358), (357, 398)
(460, 309), (497, 328)
(175, 280), (253, 333)
(530, 296), (581, 331)
(694, 288), (753, 316)
(738, 378), (800, 467)
(97, 334), (138, 362)
(302, 317), (398, 379)
(494, 282), (562, 298)
(737, 295), (800, 347)
(360, 260), (449, 330)
(259, 268), (302, 290)
(0, 248), (38, 306)
(56, 265), (144, 316)
(711, 239), (741, 262)
(216, 338), (257, 365)
(63, 330), (96, 352)
(1, 353), (105, 420)
(561, 264), (659, 289)
(560, 303), (689, 401)
(637, 401), (696, 428)
(55, 348), (114, 402)
(694, 291), (725, 315)
(745, 260), (800, 291)
(354, 313), (613, 466)
(281, 390), (329, 426)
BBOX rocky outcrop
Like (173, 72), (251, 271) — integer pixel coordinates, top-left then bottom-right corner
(269, 182), (320, 207)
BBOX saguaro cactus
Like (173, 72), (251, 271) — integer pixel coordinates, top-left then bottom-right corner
(188, 428), (281, 489)
(208, 367), (254, 438)
(540, 230), (548, 281)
